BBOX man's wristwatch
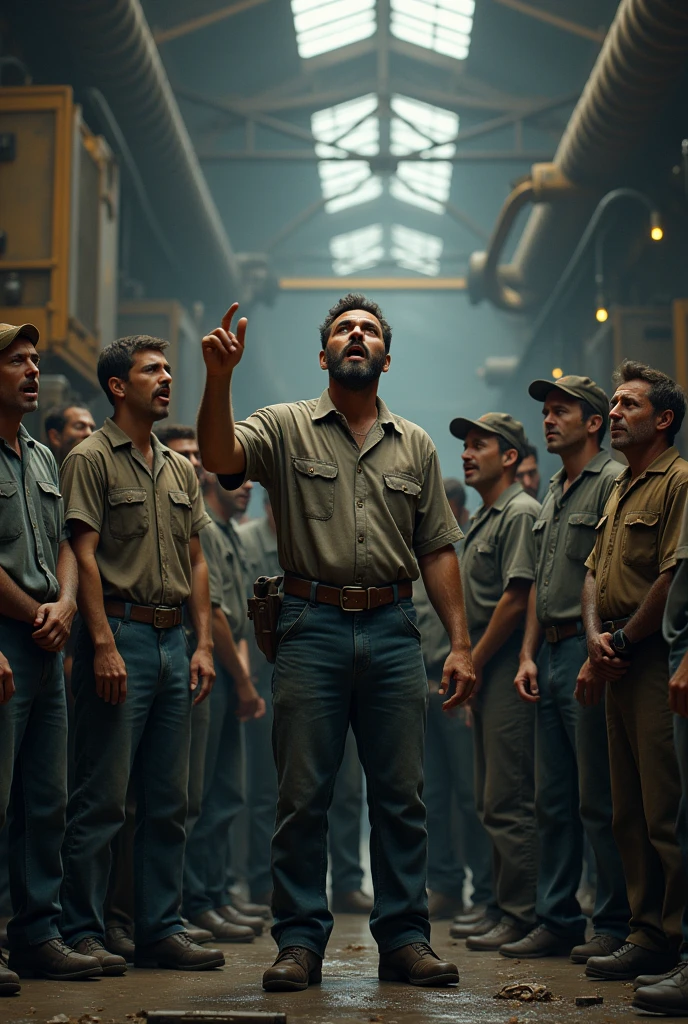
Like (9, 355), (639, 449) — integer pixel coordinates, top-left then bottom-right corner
(610, 629), (632, 658)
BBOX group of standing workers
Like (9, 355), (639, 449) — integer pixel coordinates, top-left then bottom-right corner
(1, 294), (688, 1016)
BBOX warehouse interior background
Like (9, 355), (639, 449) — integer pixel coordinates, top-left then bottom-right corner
(1, 0), (688, 509)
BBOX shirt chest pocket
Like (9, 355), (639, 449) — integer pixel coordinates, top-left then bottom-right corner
(532, 518), (546, 561)
(565, 511), (599, 563)
(169, 490), (192, 541)
(471, 540), (498, 585)
(622, 510), (659, 568)
(292, 458), (338, 521)
(0, 481), (21, 541)
(107, 487), (149, 540)
(37, 480), (62, 540)
(383, 472), (421, 542)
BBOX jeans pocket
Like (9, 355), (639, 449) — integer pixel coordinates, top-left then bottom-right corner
(107, 616), (124, 643)
(277, 600), (312, 648)
(397, 602), (422, 641)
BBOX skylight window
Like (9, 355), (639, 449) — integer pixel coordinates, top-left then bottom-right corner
(291, 0), (376, 59)
(312, 94), (382, 213)
(391, 224), (444, 276)
(330, 224), (385, 275)
(390, 0), (475, 60)
(390, 95), (458, 214)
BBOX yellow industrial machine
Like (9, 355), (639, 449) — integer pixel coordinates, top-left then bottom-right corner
(0, 86), (119, 389)
(117, 301), (203, 425)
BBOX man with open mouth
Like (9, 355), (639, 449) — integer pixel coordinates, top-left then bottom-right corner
(198, 293), (475, 991)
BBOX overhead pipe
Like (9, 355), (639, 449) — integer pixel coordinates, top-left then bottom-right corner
(468, 0), (688, 311)
(44, 0), (243, 304)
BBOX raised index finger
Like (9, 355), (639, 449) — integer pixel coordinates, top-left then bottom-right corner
(221, 302), (240, 334)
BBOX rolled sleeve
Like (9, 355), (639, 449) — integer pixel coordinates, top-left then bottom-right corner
(223, 408), (281, 492)
(413, 448), (463, 558)
(659, 481), (688, 573)
(60, 452), (105, 533)
(500, 510), (537, 588)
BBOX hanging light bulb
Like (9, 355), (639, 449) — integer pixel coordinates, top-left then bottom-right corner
(596, 306), (609, 323)
(650, 210), (663, 241)
(552, 367), (563, 379)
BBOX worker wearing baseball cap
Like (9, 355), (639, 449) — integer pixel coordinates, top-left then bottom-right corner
(448, 412), (540, 952)
(505, 375), (629, 963)
(0, 323), (103, 986)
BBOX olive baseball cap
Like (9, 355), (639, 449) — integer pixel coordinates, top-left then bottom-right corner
(450, 412), (528, 457)
(528, 374), (609, 424)
(0, 323), (39, 352)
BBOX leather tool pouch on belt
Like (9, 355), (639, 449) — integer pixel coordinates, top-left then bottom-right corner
(247, 575), (284, 664)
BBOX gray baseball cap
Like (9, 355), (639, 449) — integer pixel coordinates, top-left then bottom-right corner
(528, 374), (609, 425)
(450, 412), (528, 457)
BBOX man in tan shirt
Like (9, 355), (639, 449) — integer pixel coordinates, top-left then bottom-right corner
(60, 336), (221, 973)
(198, 294), (475, 992)
(579, 360), (688, 982)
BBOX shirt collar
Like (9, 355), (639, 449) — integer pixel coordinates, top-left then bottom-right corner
(101, 417), (171, 458)
(616, 445), (680, 486)
(311, 389), (403, 434)
(471, 481), (524, 526)
(0, 423), (35, 457)
(549, 448), (614, 492)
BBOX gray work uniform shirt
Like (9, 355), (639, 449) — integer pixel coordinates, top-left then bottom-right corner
(533, 450), (618, 626)
(237, 516), (281, 594)
(205, 507), (249, 642)
(0, 425), (65, 603)
(459, 482), (540, 635)
(224, 390), (461, 587)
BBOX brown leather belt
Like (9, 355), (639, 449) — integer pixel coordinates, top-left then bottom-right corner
(601, 616), (631, 633)
(284, 574), (412, 612)
(544, 620), (584, 644)
(104, 600), (183, 629)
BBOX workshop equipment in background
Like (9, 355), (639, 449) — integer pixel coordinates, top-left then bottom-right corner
(0, 85), (119, 390)
(117, 301), (203, 425)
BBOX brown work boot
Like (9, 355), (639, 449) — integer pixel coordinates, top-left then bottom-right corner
(73, 937), (127, 976)
(331, 890), (374, 914)
(427, 891), (465, 920)
(379, 942), (459, 986)
(262, 946), (323, 991)
(570, 933), (626, 965)
(450, 914), (497, 939)
(466, 921), (528, 952)
(231, 893), (271, 921)
(0, 951), (20, 996)
(134, 931), (225, 970)
(190, 910), (254, 943)
(217, 904), (264, 935)
(9, 937), (102, 980)
(104, 925), (135, 961)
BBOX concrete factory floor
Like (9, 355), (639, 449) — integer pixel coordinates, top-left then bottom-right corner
(1, 917), (644, 1024)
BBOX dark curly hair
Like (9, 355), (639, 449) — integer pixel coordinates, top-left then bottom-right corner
(319, 293), (392, 353)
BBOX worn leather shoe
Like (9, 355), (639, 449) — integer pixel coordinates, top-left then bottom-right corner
(331, 890), (374, 914)
(104, 925), (135, 962)
(466, 922), (528, 952)
(0, 951), (20, 996)
(379, 942), (459, 986)
(427, 891), (465, 920)
(453, 904), (486, 926)
(450, 914), (497, 939)
(181, 916), (214, 945)
(9, 938), (102, 980)
(634, 964), (685, 990)
(134, 931), (225, 970)
(500, 924), (582, 959)
(189, 910), (254, 943)
(231, 893), (271, 921)
(73, 937), (127, 976)
(217, 904), (264, 935)
(262, 946), (322, 991)
(571, 933), (626, 964)
(634, 962), (688, 1015)
(586, 942), (677, 981)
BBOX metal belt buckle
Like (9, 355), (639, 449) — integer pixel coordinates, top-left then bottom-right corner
(153, 606), (171, 629)
(340, 586), (368, 612)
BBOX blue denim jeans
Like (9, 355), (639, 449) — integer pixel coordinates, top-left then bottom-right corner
(535, 634), (629, 939)
(244, 668), (278, 900)
(425, 689), (492, 905)
(61, 617), (192, 946)
(184, 666), (244, 917)
(0, 618), (67, 950)
(270, 594), (429, 957)
(329, 728), (365, 894)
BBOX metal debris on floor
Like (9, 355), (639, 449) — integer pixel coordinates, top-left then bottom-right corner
(495, 982), (553, 1002)
(575, 996), (604, 1007)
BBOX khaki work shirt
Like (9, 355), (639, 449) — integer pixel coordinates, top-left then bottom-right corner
(534, 450), (618, 626)
(199, 517), (225, 610)
(0, 425), (66, 603)
(459, 482), (540, 634)
(223, 390), (461, 587)
(203, 507), (249, 641)
(586, 446), (688, 620)
(60, 418), (210, 606)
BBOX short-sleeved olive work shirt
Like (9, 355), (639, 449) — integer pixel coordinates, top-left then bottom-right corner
(60, 418), (210, 606)
(585, 446), (688, 621)
(0, 425), (66, 603)
(533, 450), (618, 626)
(201, 507), (249, 641)
(459, 482), (540, 634)
(221, 390), (462, 587)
